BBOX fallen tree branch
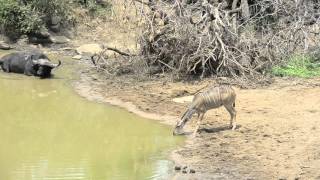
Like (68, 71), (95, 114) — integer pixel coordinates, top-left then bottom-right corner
(102, 45), (133, 56)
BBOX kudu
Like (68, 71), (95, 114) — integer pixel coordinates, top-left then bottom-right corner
(173, 85), (237, 136)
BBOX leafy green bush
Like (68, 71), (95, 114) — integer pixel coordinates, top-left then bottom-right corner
(0, 0), (110, 40)
(0, 0), (43, 39)
(272, 55), (320, 78)
(25, 0), (75, 26)
(0, 0), (76, 39)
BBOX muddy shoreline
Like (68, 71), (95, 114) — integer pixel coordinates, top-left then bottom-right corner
(72, 62), (320, 179)
(73, 73), (179, 126)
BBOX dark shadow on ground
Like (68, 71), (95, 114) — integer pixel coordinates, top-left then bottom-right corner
(199, 125), (242, 133)
(172, 125), (242, 136)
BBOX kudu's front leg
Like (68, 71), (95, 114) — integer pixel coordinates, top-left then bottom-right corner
(193, 112), (204, 137)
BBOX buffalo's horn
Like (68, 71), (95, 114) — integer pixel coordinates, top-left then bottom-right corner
(32, 59), (47, 65)
(54, 60), (62, 68)
(33, 59), (61, 68)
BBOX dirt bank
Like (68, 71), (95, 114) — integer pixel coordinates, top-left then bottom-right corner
(72, 64), (320, 179)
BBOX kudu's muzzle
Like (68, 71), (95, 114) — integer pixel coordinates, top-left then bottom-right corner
(173, 124), (183, 136)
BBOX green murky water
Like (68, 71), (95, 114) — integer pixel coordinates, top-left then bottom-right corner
(0, 51), (183, 180)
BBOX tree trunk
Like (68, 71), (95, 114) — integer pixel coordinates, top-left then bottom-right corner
(232, 0), (239, 33)
(241, 0), (250, 21)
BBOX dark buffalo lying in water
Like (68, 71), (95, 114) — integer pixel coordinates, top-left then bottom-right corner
(0, 51), (61, 78)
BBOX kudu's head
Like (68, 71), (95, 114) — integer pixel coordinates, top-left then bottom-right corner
(173, 115), (190, 136)
(173, 108), (197, 135)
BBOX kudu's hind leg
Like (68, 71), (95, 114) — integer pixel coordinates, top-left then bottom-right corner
(225, 104), (237, 130)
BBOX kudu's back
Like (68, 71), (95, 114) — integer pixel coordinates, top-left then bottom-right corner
(193, 85), (236, 110)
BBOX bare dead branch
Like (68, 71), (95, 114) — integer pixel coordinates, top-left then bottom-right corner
(104, 46), (132, 56)
(94, 0), (320, 82)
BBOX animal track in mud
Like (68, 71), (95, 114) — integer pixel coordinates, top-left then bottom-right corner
(307, 109), (318, 113)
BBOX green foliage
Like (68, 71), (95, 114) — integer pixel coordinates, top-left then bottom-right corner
(0, 0), (76, 39)
(0, 0), (43, 39)
(26, 0), (75, 25)
(272, 55), (320, 78)
(0, 0), (111, 39)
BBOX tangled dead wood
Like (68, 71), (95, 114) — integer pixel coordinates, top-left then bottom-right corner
(132, 0), (320, 80)
(91, 0), (320, 83)
(90, 46), (136, 75)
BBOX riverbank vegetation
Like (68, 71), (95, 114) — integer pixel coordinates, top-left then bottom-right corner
(0, 0), (111, 40)
(272, 54), (320, 78)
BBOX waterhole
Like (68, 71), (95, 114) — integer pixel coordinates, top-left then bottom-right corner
(0, 51), (183, 180)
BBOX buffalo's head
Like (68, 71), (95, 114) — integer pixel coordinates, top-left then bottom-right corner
(32, 58), (61, 78)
